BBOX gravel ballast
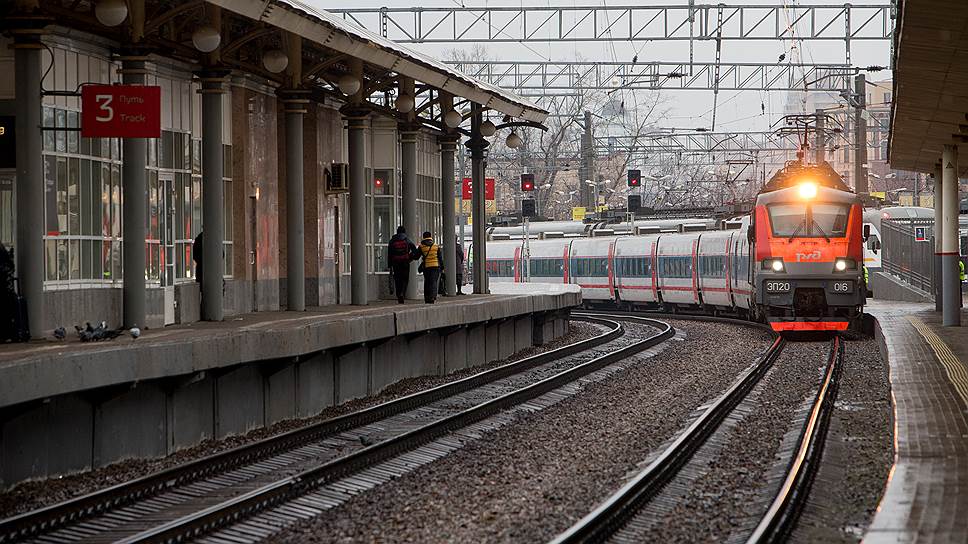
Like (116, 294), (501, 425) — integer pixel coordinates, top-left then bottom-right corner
(271, 319), (775, 544)
(617, 340), (830, 543)
(791, 338), (893, 543)
(0, 321), (601, 518)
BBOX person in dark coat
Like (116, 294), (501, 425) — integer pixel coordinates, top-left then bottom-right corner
(387, 226), (418, 304)
(455, 242), (465, 295)
(418, 231), (443, 304)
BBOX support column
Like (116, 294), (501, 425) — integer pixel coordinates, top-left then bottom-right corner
(118, 55), (148, 329)
(347, 114), (368, 305)
(12, 31), (45, 338)
(814, 108), (825, 164)
(941, 145), (961, 326)
(400, 129), (419, 299)
(440, 136), (458, 296)
(854, 74), (869, 195)
(200, 73), (226, 321)
(281, 90), (309, 311)
(934, 163), (943, 312)
(467, 104), (489, 294)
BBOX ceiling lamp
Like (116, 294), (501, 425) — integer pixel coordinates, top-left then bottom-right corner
(262, 49), (289, 74)
(338, 74), (361, 96)
(192, 25), (222, 53)
(94, 0), (128, 27)
(480, 120), (497, 137)
(444, 109), (463, 128)
(395, 93), (415, 113)
(506, 132), (523, 149)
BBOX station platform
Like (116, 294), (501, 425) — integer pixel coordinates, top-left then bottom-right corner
(0, 285), (579, 487)
(864, 301), (968, 543)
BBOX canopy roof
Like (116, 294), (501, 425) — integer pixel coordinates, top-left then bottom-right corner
(209, 0), (548, 123)
(889, 0), (968, 175)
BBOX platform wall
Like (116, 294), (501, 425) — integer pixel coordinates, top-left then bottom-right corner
(0, 306), (572, 488)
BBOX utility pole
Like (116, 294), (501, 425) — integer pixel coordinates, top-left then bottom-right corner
(579, 110), (595, 210)
(854, 74), (869, 195)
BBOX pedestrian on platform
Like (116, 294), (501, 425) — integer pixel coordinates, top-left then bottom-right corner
(193, 231), (203, 285)
(387, 226), (418, 304)
(455, 241), (466, 295)
(418, 231), (443, 304)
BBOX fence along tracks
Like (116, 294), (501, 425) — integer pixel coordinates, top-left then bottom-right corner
(1, 315), (673, 544)
(553, 334), (844, 544)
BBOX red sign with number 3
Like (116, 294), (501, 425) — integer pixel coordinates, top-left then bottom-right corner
(81, 84), (162, 138)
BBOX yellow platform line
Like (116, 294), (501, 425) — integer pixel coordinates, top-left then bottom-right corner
(908, 316), (968, 406)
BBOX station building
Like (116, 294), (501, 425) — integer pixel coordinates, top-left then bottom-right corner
(0, 0), (545, 335)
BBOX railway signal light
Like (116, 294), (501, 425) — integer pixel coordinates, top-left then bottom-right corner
(628, 194), (641, 211)
(522, 198), (536, 217)
(520, 173), (535, 192)
(627, 169), (641, 187)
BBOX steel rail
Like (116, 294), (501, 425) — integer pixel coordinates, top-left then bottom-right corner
(0, 316), (624, 544)
(118, 315), (674, 544)
(746, 336), (843, 543)
(551, 332), (785, 544)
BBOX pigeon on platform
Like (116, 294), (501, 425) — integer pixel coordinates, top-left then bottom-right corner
(52, 327), (66, 340)
(129, 326), (141, 339)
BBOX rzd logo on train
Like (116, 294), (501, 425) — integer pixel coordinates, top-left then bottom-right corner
(795, 250), (822, 262)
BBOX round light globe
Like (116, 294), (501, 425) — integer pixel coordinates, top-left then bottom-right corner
(480, 120), (497, 137)
(337, 74), (361, 96)
(444, 109), (463, 128)
(506, 132), (523, 149)
(395, 93), (415, 113)
(95, 0), (128, 27)
(262, 49), (289, 74)
(192, 25), (222, 53)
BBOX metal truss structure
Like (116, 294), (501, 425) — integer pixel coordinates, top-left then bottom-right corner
(447, 60), (859, 92)
(332, 4), (893, 44)
(597, 130), (802, 154)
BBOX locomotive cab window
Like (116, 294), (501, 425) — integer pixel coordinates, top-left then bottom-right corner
(768, 202), (851, 238)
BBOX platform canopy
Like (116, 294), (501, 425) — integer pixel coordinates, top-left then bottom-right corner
(889, 0), (968, 175)
(209, 0), (548, 124)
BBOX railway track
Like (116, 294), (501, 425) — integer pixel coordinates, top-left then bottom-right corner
(1, 315), (673, 544)
(552, 332), (844, 544)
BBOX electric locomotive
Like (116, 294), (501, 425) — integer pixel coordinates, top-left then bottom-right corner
(750, 161), (865, 331)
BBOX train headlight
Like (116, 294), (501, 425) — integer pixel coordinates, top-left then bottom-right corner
(762, 258), (785, 272)
(834, 258), (856, 272)
(798, 182), (818, 199)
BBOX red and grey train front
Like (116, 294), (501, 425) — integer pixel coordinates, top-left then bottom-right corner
(751, 182), (866, 332)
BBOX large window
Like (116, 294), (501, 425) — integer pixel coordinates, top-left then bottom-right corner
(43, 105), (122, 286)
(768, 202), (850, 238)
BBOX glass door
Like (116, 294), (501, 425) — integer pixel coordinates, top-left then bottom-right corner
(159, 172), (176, 324)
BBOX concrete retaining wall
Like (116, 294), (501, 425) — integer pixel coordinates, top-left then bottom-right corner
(0, 291), (579, 487)
(871, 271), (935, 303)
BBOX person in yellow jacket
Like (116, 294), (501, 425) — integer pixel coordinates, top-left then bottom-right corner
(418, 231), (443, 304)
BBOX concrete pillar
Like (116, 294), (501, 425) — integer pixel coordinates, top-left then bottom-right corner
(468, 104), (489, 294)
(401, 129), (419, 299)
(347, 114), (368, 305)
(941, 145), (961, 326)
(200, 73), (226, 321)
(440, 136), (458, 296)
(12, 34), (45, 338)
(281, 90), (309, 311)
(934, 163), (943, 312)
(119, 55), (148, 329)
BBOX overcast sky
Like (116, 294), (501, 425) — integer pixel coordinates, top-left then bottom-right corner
(308, 1), (893, 133)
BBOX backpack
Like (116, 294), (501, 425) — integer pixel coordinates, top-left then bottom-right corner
(389, 238), (412, 265)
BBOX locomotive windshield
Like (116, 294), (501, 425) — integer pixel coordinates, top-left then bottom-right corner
(768, 202), (851, 238)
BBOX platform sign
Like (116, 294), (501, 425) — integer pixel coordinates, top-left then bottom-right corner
(0, 116), (14, 168)
(81, 85), (161, 138)
(915, 226), (928, 242)
(461, 177), (495, 200)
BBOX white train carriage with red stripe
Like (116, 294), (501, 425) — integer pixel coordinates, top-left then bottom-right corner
(656, 234), (700, 306)
(567, 237), (615, 301)
(613, 235), (660, 304)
